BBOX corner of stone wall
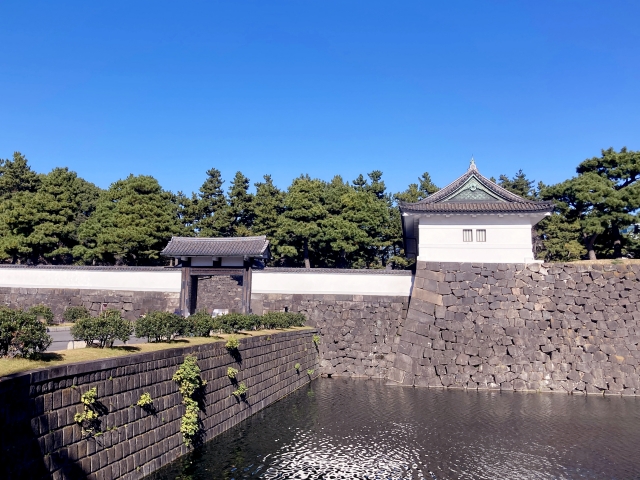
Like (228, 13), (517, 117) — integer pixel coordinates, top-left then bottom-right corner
(391, 261), (640, 395)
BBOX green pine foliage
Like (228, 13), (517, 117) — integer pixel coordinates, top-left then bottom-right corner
(2, 148), (638, 265)
(74, 175), (181, 265)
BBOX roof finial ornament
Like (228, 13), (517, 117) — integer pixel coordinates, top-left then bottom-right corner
(469, 155), (477, 171)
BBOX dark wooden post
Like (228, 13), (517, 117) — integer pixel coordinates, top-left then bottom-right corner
(179, 263), (192, 316)
(242, 258), (253, 314)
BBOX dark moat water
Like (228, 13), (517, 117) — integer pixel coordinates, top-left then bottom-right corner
(149, 378), (640, 479)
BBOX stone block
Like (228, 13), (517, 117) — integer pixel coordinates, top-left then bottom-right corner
(412, 288), (443, 306)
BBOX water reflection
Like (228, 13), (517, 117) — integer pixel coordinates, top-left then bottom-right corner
(148, 378), (640, 479)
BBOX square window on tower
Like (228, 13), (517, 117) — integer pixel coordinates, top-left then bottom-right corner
(476, 229), (486, 242)
(463, 229), (473, 242)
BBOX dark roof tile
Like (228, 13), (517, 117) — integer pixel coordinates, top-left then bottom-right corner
(161, 236), (270, 257)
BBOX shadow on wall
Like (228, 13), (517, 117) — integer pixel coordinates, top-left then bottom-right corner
(0, 331), (319, 480)
(0, 375), (58, 479)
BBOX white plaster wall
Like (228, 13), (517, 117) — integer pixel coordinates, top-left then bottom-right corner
(417, 215), (538, 263)
(0, 269), (182, 292)
(253, 271), (413, 296)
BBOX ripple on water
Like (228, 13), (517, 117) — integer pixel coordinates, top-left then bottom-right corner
(147, 378), (640, 480)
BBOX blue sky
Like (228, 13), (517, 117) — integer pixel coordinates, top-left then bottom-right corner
(1, 1), (638, 195)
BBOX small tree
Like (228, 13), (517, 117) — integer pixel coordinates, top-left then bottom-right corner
(186, 310), (215, 337)
(28, 305), (54, 325)
(134, 311), (187, 342)
(63, 306), (91, 323)
(70, 309), (132, 348)
(0, 307), (52, 357)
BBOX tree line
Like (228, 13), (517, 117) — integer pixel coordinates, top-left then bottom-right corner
(0, 147), (638, 267)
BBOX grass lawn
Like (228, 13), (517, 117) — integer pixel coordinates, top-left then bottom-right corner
(0, 327), (312, 378)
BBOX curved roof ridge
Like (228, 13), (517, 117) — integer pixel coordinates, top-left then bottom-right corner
(168, 235), (267, 242)
(400, 167), (549, 206)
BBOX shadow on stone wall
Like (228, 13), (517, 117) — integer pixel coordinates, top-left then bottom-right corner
(0, 331), (318, 480)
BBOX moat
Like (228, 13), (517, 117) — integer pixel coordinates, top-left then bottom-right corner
(148, 378), (640, 480)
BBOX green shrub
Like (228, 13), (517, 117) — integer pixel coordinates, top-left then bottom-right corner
(0, 307), (52, 358)
(214, 313), (261, 333)
(173, 354), (207, 397)
(262, 311), (306, 329)
(74, 387), (100, 434)
(187, 310), (216, 337)
(137, 392), (153, 408)
(232, 382), (248, 398)
(307, 369), (315, 376)
(173, 355), (206, 445)
(63, 306), (90, 323)
(188, 311), (306, 336)
(294, 363), (301, 372)
(225, 335), (240, 350)
(313, 334), (321, 346)
(180, 397), (200, 444)
(28, 305), (54, 325)
(70, 310), (133, 348)
(227, 367), (238, 379)
(135, 311), (187, 342)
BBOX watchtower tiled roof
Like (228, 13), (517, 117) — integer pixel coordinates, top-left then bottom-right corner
(399, 161), (554, 215)
(161, 236), (270, 257)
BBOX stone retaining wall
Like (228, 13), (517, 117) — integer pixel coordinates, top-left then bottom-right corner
(252, 293), (408, 379)
(390, 262), (640, 395)
(0, 330), (319, 480)
(0, 287), (180, 321)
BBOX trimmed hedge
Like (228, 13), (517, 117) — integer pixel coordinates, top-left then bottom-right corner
(187, 311), (306, 337)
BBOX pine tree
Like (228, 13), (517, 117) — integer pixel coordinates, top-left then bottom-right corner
(318, 176), (367, 267)
(227, 171), (254, 236)
(0, 166), (100, 264)
(394, 171), (439, 203)
(275, 176), (327, 268)
(498, 170), (537, 199)
(194, 168), (233, 237)
(252, 175), (285, 261)
(171, 191), (197, 235)
(542, 147), (640, 259)
(0, 152), (40, 199)
(74, 175), (181, 265)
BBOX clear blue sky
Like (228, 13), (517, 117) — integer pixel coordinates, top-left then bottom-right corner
(1, 1), (638, 195)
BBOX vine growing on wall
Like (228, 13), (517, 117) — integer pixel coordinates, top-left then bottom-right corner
(232, 382), (248, 399)
(172, 354), (207, 445)
(74, 387), (101, 435)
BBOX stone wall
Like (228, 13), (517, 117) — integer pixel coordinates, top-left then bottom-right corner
(390, 261), (640, 396)
(0, 287), (180, 321)
(194, 275), (243, 313)
(252, 293), (409, 379)
(0, 330), (319, 480)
